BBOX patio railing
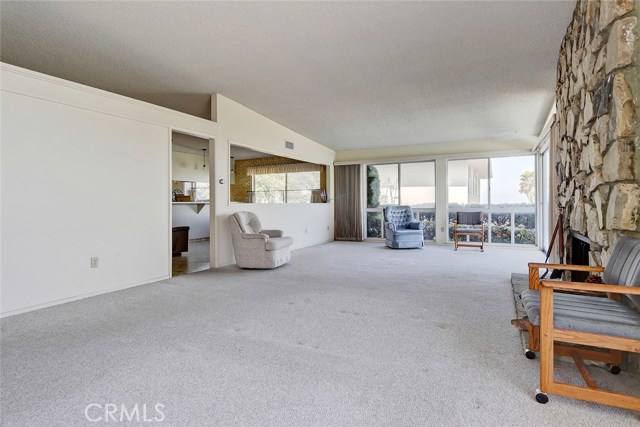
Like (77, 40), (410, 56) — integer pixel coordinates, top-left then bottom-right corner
(366, 206), (536, 245)
(448, 207), (536, 245)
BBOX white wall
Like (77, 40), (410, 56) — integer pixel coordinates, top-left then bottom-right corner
(1, 91), (170, 313)
(212, 95), (336, 267)
(172, 151), (210, 182)
(0, 63), (218, 316)
(0, 64), (337, 314)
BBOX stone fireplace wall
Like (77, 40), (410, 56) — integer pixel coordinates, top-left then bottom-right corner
(553, 0), (639, 267)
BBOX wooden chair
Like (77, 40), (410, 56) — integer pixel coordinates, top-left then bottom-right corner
(453, 212), (485, 251)
(521, 237), (640, 410)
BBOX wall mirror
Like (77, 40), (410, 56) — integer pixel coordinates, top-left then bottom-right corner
(230, 144), (328, 204)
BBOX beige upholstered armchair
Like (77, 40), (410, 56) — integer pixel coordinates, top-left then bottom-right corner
(228, 211), (293, 269)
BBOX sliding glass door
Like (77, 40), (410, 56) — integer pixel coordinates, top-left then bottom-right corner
(447, 155), (536, 245)
(447, 159), (489, 241)
(366, 161), (436, 240)
(401, 162), (436, 240)
(366, 164), (398, 238)
(491, 156), (536, 244)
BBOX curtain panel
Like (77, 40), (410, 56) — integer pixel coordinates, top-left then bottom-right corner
(334, 164), (363, 241)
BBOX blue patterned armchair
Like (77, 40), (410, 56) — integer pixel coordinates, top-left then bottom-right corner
(383, 205), (424, 249)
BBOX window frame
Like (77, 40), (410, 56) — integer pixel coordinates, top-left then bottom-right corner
(445, 154), (537, 246)
(251, 170), (321, 204)
(365, 160), (436, 241)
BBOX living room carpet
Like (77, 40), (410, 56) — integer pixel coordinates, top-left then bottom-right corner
(1, 242), (638, 426)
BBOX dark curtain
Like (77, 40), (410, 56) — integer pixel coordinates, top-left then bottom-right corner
(334, 164), (363, 241)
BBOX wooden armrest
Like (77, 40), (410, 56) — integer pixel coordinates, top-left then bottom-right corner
(540, 280), (640, 295)
(527, 263), (604, 290)
(528, 263), (605, 272)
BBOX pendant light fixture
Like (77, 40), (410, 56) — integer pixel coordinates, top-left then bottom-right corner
(202, 148), (207, 169)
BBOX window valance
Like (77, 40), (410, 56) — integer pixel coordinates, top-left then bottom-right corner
(246, 162), (323, 175)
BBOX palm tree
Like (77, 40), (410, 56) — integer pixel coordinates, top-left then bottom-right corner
(519, 170), (535, 204)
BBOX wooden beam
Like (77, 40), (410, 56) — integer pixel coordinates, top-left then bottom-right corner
(550, 382), (640, 411)
(529, 266), (540, 290)
(539, 285), (555, 392)
(554, 329), (640, 353)
(540, 280), (640, 295)
(529, 324), (540, 351)
(571, 350), (597, 389)
(555, 345), (619, 364)
(528, 263), (605, 272)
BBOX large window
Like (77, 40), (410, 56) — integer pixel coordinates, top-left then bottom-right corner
(228, 144), (327, 204)
(252, 171), (320, 204)
(447, 156), (536, 245)
(253, 174), (286, 203)
(366, 161), (436, 240)
(447, 158), (489, 209)
(369, 163), (399, 207)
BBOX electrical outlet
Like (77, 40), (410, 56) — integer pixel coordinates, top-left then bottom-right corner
(91, 257), (99, 268)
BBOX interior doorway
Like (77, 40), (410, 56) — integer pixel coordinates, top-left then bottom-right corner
(171, 131), (211, 276)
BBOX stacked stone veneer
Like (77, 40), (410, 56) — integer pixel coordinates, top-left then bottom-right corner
(554, 0), (639, 267)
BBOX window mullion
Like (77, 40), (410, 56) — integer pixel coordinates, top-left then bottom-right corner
(397, 163), (401, 206)
(487, 157), (491, 210)
(284, 173), (288, 203)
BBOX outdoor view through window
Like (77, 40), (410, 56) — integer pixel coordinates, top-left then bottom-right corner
(252, 171), (321, 203)
(366, 156), (535, 245)
(229, 145), (327, 204)
(366, 161), (436, 240)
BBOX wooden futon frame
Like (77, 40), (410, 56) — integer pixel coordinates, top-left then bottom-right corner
(522, 239), (640, 411)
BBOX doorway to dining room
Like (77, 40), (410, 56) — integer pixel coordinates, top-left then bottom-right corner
(171, 131), (212, 276)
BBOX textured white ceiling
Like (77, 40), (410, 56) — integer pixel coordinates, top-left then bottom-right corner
(0, 1), (575, 151)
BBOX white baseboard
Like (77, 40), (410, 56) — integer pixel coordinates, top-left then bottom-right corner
(0, 275), (171, 318)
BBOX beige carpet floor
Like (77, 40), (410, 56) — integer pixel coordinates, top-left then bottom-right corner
(1, 242), (638, 426)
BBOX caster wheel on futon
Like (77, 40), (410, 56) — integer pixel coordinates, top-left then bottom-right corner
(608, 365), (621, 375)
(535, 389), (549, 404)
